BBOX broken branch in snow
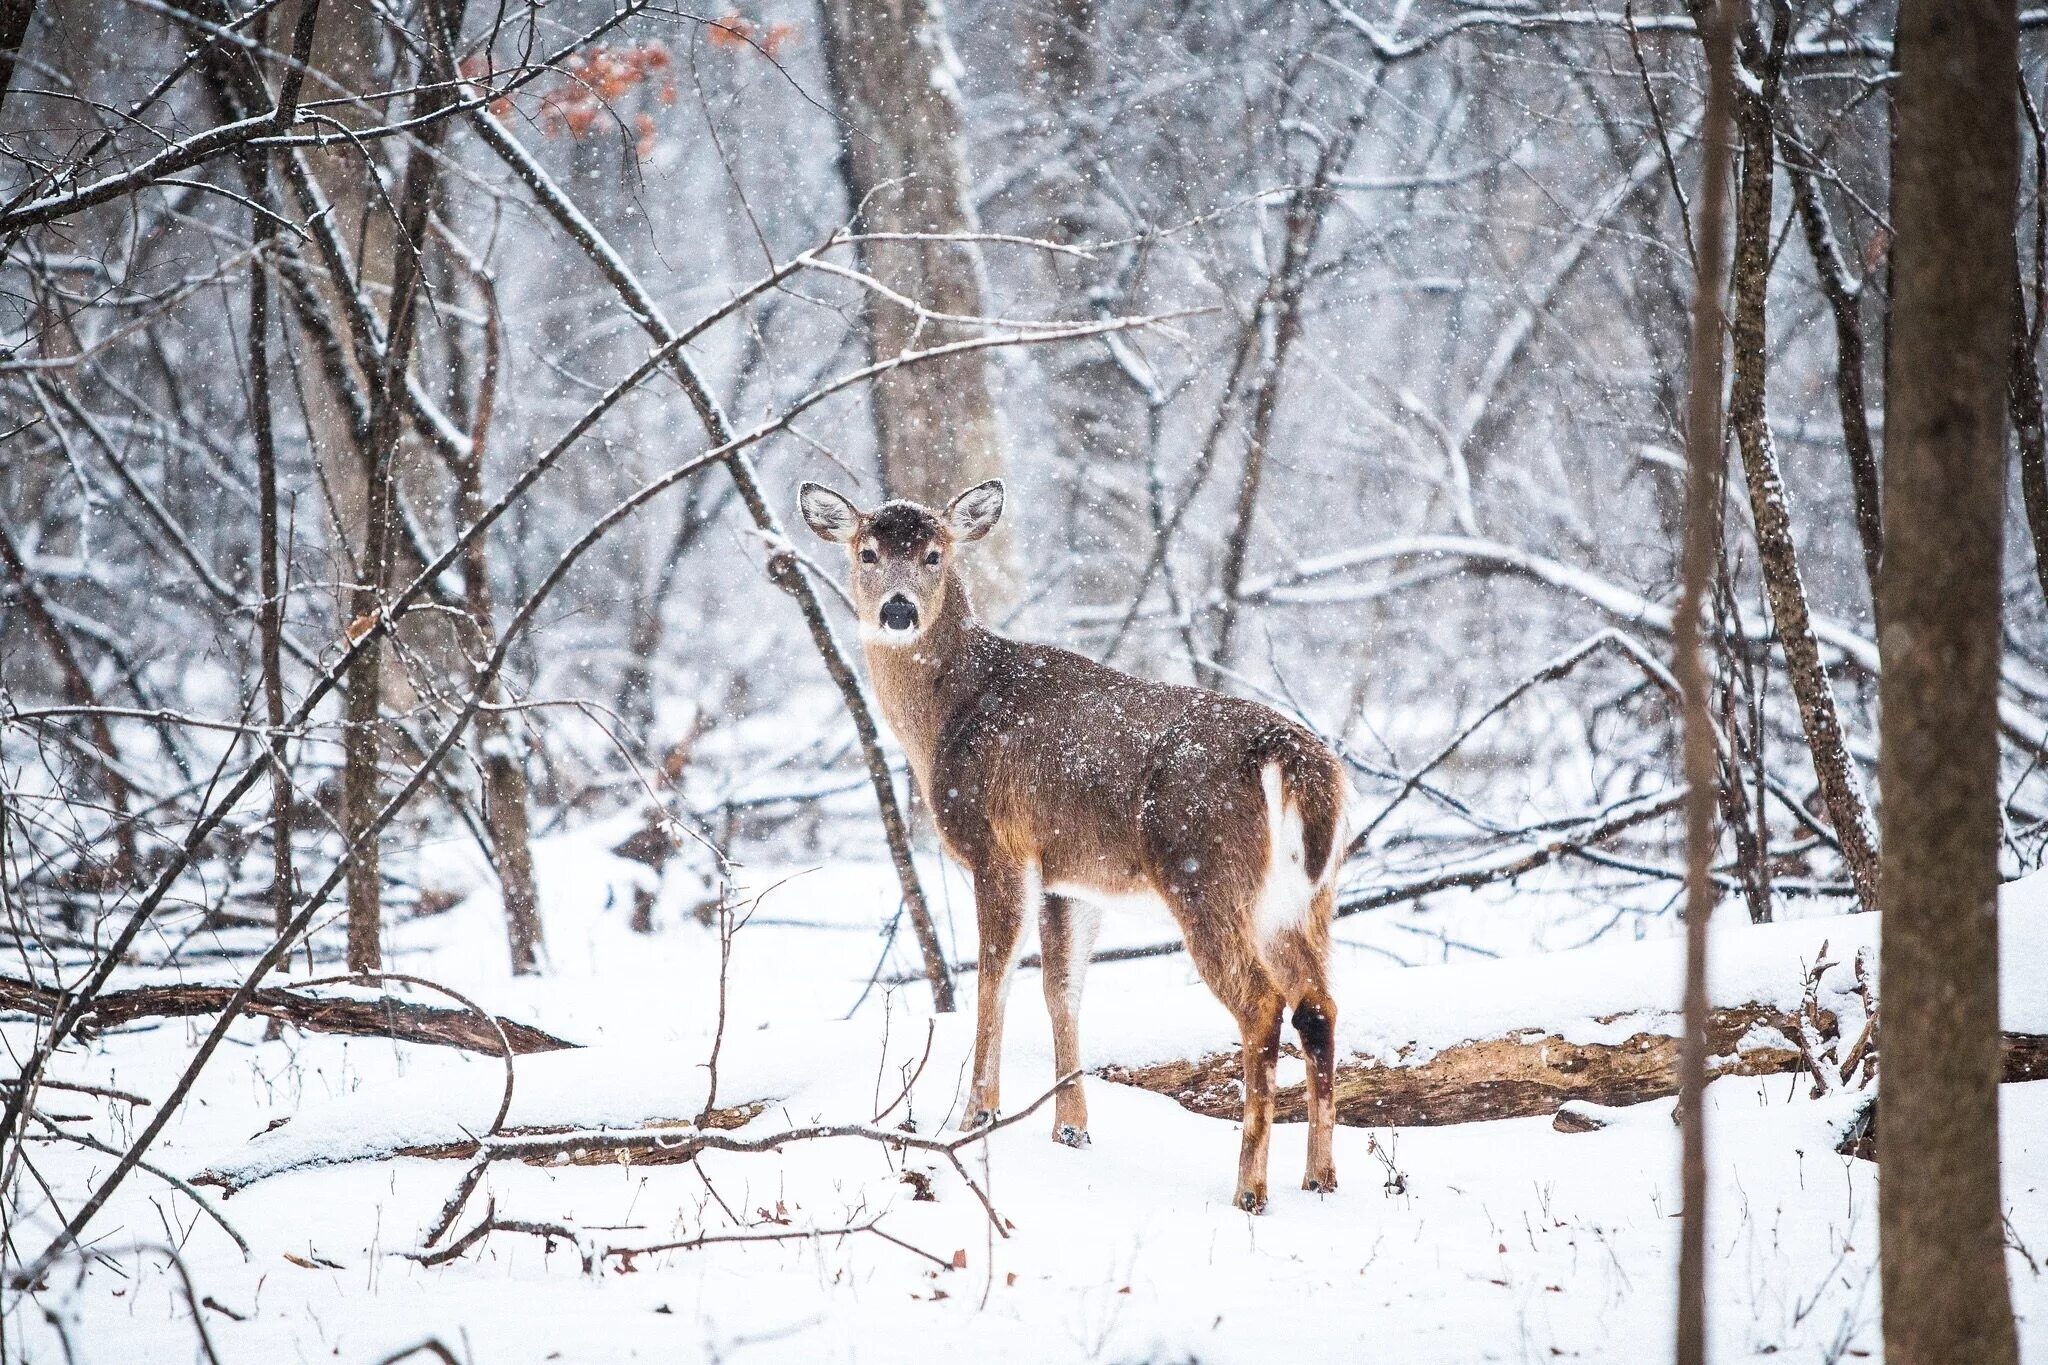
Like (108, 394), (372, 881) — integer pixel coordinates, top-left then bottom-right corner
(0, 974), (577, 1057)
(405, 1198), (952, 1277)
(397, 1072), (1081, 1270)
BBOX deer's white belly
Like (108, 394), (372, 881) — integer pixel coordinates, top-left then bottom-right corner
(1044, 880), (1178, 922)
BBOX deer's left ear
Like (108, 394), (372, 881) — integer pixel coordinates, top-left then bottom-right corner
(945, 480), (1005, 543)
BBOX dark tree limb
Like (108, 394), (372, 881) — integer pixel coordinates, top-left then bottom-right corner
(0, 0), (33, 116)
(0, 974), (576, 1056)
(1723, 1), (1882, 912)
(2012, 83), (2048, 609)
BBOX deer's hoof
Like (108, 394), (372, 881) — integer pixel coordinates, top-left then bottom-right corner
(1054, 1124), (1091, 1149)
(1303, 1173), (1338, 1194)
(1235, 1187), (1267, 1215)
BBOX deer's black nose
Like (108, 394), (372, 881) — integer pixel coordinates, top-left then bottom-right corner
(880, 596), (918, 631)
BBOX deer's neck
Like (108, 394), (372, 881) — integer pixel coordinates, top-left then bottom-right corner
(862, 573), (998, 790)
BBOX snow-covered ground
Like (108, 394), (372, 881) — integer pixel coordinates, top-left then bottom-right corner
(5, 832), (2045, 1363)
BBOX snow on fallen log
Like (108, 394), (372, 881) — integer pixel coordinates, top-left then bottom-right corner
(1101, 871), (2048, 1129)
(189, 1016), (951, 1193)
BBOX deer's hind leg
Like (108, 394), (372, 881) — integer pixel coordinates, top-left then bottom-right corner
(962, 855), (1034, 1130)
(1039, 893), (1102, 1147)
(1267, 887), (1339, 1193)
(1179, 912), (1288, 1213)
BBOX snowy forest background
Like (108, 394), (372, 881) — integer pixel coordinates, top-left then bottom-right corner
(3, 1), (2048, 1361)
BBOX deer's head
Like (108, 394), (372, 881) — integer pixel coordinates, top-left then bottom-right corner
(797, 480), (1005, 645)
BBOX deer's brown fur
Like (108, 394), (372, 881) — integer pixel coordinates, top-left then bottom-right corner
(799, 479), (1344, 1210)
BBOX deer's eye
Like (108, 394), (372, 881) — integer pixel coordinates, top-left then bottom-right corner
(859, 548), (877, 564)
(924, 549), (941, 567)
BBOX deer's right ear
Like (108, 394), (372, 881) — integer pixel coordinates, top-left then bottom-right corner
(798, 482), (861, 543)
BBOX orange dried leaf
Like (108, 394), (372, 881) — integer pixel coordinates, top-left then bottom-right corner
(708, 12), (753, 47)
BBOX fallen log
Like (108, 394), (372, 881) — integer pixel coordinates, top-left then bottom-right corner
(388, 1104), (765, 1167)
(0, 975), (578, 1057)
(1098, 1006), (2048, 1130)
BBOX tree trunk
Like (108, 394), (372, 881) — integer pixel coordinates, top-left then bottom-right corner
(2010, 275), (2048, 607)
(246, 168), (294, 945)
(0, 0), (33, 115)
(816, 0), (1011, 597)
(1674, 5), (1738, 1360)
(1725, 20), (1883, 912)
(342, 0), (463, 973)
(451, 256), (545, 976)
(1877, 2), (2021, 1361)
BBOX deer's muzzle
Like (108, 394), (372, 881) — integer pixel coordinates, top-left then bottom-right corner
(879, 595), (919, 633)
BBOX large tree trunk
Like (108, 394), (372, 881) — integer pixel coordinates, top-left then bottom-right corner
(1877, 2), (2021, 1361)
(817, 0), (1011, 595)
(1673, 5), (1738, 1360)
(1725, 18), (1883, 912)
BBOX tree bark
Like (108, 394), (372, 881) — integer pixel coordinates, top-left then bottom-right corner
(342, 0), (464, 973)
(1725, 12), (1883, 913)
(0, 0), (33, 115)
(2011, 275), (2048, 607)
(816, 0), (1011, 596)
(1878, 2), (2022, 1361)
(1102, 1020), (2048, 1132)
(242, 103), (294, 947)
(448, 250), (545, 975)
(1674, 5), (1738, 1361)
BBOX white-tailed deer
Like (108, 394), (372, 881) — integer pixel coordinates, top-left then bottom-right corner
(799, 479), (1344, 1211)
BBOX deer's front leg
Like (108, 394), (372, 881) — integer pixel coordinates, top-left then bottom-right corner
(962, 857), (1032, 1130)
(1039, 894), (1102, 1146)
